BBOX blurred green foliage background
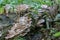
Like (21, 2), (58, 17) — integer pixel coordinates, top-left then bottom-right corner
(0, 0), (53, 13)
(0, 0), (60, 13)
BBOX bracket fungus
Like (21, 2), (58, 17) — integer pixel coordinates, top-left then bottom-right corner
(5, 16), (32, 39)
(15, 4), (31, 17)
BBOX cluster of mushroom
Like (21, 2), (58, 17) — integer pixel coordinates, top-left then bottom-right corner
(4, 4), (31, 17)
(3, 4), (32, 39)
(5, 16), (32, 39)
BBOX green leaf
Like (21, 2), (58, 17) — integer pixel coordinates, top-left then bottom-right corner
(53, 32), (60, 37)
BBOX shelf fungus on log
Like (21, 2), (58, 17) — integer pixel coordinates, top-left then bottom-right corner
(5, 16), (32, 39)
(15, 4), (31, 16)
